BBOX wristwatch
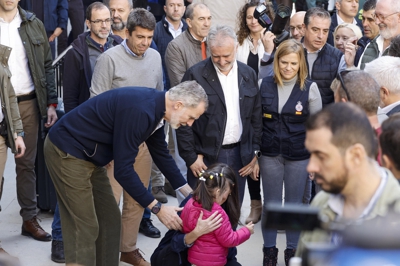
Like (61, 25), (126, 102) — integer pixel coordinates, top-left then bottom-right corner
(17, 131), (25, 138)
(151, 201), (162, 215)
(254, 150), (261, 158)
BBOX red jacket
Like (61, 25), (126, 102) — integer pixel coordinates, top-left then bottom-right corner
(181, 198), (251, 266)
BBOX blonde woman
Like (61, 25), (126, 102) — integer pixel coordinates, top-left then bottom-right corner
(333, 23), (364, 67)
(259, 39), (322, 266)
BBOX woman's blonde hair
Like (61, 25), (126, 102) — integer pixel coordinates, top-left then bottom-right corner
(333, 23), (363, 40)
(273, 39), (308, 89)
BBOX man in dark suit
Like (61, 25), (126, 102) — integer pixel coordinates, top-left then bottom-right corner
(176, 25), (262, 206)
(327, 0), (363, 46)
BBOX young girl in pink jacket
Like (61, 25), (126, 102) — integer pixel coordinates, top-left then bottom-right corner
(180, 163), (254, 266)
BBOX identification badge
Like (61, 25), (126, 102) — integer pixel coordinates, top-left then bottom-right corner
(263, 113), (272, 118)
(295, 101), (303, 115)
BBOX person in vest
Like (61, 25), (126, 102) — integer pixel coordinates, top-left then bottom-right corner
(259, 39), (322, 266)
(260, 7), (345, 106)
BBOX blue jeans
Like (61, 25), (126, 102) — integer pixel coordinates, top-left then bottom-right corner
(260, 155), (309, 249)
(52, 203), (63, 241)
(186, 145), (246, 207)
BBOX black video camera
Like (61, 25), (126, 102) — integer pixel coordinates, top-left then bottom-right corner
(253, 3), (291, 47)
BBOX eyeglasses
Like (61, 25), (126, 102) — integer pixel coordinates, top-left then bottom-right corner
(374, 12), (400, 22)
(289, 26), (303, 32)
(90, 18), (113, 25)
(336, 70), (353, 101)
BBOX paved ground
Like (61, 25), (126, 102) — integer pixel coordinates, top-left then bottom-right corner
(0, 149), (287, 266)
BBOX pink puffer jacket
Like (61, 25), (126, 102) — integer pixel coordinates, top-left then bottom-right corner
(181, 198), (251, 266)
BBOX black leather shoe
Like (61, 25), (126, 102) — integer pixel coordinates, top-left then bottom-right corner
(139, 218), (161, 238)
(51, 240), (65, 263)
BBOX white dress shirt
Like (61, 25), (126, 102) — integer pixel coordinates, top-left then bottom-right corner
(214, 61), (242, 145)
(0, 11), (34, 96)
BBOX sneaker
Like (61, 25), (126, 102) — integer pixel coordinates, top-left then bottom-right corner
(139, 218), (161, 238)
(151, 186), (168, 203)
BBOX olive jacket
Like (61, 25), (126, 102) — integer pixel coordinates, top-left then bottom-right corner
(0, 45), (23, 154)
(18, 6), (58, 118)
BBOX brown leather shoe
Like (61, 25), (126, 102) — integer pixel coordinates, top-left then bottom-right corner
(120, 249), (150, 266)
(21, 216), (52, 242)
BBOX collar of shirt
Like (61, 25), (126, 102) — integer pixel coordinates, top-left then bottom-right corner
(121, 39), (146, 58)
(336, 13), (357, 25)
(328, 165), (387, 220)
(86, 35), (112, 52)
(213, 60), (238, 77)
(165, 17), (183, 38)
(381, 100), (400, 114)
(189, 30), (206, 42)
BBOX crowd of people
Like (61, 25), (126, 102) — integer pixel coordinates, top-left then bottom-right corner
(1, 0), (400, 266)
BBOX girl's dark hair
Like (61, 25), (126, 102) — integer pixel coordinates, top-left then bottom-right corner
(192, 163), (241, 227)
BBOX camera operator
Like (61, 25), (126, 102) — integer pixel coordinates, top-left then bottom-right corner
(259, 7), (346, 106)
(296, 102), (400, 256)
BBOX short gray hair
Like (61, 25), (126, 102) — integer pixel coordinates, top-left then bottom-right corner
(169, 81), (208, 109)
(207, 25), (237, 48)
(104, 0), (133, 9)
(185, 3), (209, 20)
(304, 7), (331, 27)
(364, 56), (400, 94)
(377, 0), (400, 12)
(338, 70), (380, 115)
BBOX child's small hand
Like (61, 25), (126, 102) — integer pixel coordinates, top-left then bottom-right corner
(245, 221), (254, 234)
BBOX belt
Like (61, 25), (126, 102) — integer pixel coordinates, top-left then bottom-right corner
(17, 92), (36, 103)
(221, 142), (240, 149)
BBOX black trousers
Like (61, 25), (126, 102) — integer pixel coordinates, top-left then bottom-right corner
(151, 245), (242, 266)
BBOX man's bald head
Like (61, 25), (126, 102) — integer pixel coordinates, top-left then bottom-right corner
(290, 11), (306, 41)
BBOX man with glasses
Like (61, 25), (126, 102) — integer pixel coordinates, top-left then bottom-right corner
(90, 8), (164, 266)
(290, 11), (306, 42)
(50, 3), (122, 262)
(374, 0), (400, 53)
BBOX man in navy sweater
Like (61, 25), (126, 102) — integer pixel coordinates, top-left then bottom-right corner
(43, 81), (207, 266)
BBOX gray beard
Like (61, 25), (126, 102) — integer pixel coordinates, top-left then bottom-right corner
(112, 21), (126, 31)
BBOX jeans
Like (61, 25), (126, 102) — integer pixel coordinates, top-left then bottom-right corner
(260, 155), (309, 249)
(44, 137), (121, 266)
(186, 145), (246, 207)
(51, 204), (63, 241)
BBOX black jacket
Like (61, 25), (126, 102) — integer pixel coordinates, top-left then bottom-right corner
(327, 13), (364, 46)
(153, 15), (188, 90)
(62, 31), (122, 113)
(305, 43), (342, 106)
(177, 58), (262, 168)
